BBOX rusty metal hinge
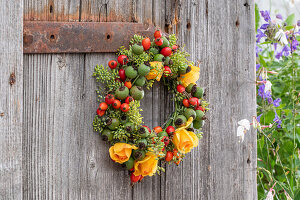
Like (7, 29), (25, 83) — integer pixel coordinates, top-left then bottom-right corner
(23, 22), (155, 53)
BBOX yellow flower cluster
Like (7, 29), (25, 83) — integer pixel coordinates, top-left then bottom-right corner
(109, 143), (159, 177)
(172, 117), (199, 153)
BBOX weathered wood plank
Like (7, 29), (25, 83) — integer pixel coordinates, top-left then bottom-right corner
(22, 0), (256, 199)
(0, 0), (23, 199)
(164, 0), (256, 200)
(23, 1), (83, 200)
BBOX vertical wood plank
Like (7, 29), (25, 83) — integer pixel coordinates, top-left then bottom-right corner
(164, 0), (256, 200)
(23, 1), (83, 199)
(0, 0), (23, 199)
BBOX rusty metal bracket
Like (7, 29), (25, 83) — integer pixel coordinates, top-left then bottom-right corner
(23, 22), (155, 53)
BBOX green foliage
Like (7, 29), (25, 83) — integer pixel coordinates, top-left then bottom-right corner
(93, 65), (123, 99)
(169, 48), (194, 74)
(128, 101), (143, 127)
(255, 3), (260, 32)
(130, 34), (144, 45)
(168, 34), (177, 47)
(93, 116), (104, 133)
(256, 15), (300, 199)
(284, 13), (295, 26)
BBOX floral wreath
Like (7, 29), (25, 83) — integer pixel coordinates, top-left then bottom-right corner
(93, 30), (209, 184)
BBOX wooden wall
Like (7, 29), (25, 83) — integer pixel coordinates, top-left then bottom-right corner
(0, 0), (256, 199)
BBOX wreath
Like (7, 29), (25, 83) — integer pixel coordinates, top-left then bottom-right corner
(93, 30), (209, 184)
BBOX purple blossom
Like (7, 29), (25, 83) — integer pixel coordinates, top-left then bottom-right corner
(282, 45), (291, 57)
(260, 10), (271, 22)
(297, 20), (300, 26)
(258, 84), (272, 100)
(257, 114), (262, 123)
(274, 43), (278, 51)
(273, 98), (281, 107)
(291, 39), (299, 52)
(256, 29), (266, 43)
(260, 23), (269, 30)
(275, 50), (282, 59)
(276, 14), (283, 20)
(267, 96), (273, 104)
(256, 64), (261, 71)
(274, 111), (282, 128)
(256, 45), (262, 57)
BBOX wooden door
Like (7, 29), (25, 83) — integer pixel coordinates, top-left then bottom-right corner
(1, 0), (256, 199)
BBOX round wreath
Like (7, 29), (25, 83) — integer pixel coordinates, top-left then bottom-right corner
(93, 31), (209, 184)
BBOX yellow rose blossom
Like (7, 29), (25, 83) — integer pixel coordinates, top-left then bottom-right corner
(133, 152), (158, 177)
(172, 117), (199, 153)
(109, 143), (137, 164)
(178, 65), (200, 87)
(145, 61), (164, 81)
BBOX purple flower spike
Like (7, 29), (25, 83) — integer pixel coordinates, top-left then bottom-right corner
(273, 111), (282, 128)
(291, 39), (299, 51)
(282, 45), (291, 57)
(256, 64), (261, 71)
(260, 24), (269, 30)
(275, 51), (282, 59)
(273, 98), (281, 107)
(257, 114), (262, 123)
(256, 45), (262, 57)
(256, 29), (266, 43)
(260, 10), (271, 22)
(267, 97), (273, 104)
(276, 14), (283, 20)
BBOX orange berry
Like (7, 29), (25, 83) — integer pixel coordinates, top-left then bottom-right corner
(165, 151), (173, 162)
(99, 102), (108, 110)
(125, 81), (132, 89)
(153, 126), (163, 133)
(112, 100), (121, 109)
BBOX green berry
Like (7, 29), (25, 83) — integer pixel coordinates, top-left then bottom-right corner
(136, 138), (148, 150)
(125, 66), (138, 79)
(193, 120), (203, 129)
(138, 64), (150, 76)
(157, 131), (168, 137)
(134, 76), (146, 86)
(124, 157), (134, 170)
(108, 118), (120, 130)
(101, 129), (113, 141)
(133, 149), (146, 161)
(130, 86), (144, 100)
(160, 37), (170, 48)
(174, 115), (187, 127)
(138, 126), (149, 138)
(164, 56), (170, 65)
(120, 115), (129, 124)
(124, 122), (134, 133)
(178, 65), (191, 74)
(192, 87), (204, 99)
(186, 83), (195, 93)
(149, 47), (159, 55)
(153, 54), (164, 62)
(184, 108), (197, 119)
(132, 44), (144, 55)
(195, 110), (205, 121)
(115, 86), (129, 100)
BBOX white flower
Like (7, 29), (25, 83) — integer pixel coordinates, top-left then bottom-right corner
(237, 119), (250, 142)
(238, 119), (250, 130)
(274, 29), (288, 45)
(264, 81), (272, 93)
(265, 189), (274, 200)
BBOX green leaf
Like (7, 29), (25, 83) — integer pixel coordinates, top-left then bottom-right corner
(285, 25), (294, 30)
(285, 14), (295, 26)
(259, 55), (267, 68)
(255, 4), (260, 32)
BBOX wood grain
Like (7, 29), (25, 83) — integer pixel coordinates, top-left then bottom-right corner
(22, 0), (256, 199)
(0, 0), (23, 199)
